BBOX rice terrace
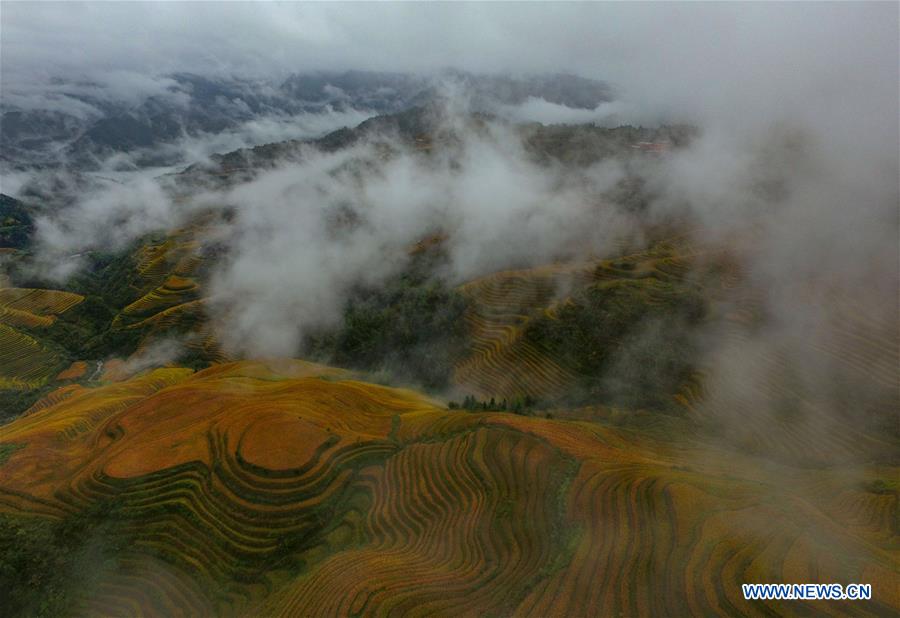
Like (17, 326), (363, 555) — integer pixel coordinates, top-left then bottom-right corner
(0, 3), (897, 617)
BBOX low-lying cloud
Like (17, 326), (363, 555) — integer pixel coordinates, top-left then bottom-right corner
(1, 2), (896, 454)
(205, 120), (632, 356)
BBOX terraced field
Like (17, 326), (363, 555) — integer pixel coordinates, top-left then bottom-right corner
(688, 272), (900, 466)
(453, 237), (898, 464)
(0, 287), (84, 318)
(0, 360), (896, 616)
(0, 287), (84, 329)
(105, 218), (229, 369)
(452, 239), (709, 402)
(0, 324), (64, 390)
(0, 288), (83, 391)
(114, 231), (205, 329)
(121, 275), (200, 320)
(454, 261), (590, 399)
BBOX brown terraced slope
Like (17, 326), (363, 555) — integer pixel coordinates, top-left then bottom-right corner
(0, 357), (897, 616)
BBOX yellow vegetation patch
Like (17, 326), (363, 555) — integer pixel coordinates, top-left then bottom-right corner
(0, 306), (54, 329)
(0, 287), (84, 317)
(23, 384), (85, 415)
(0, 288), (83, 332)
(56, 361), (88, 380)
(99, 358), (129, 382)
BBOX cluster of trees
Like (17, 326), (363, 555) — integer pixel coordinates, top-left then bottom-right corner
(524, 275), (706, 411)
(28, 249), (147, 362)
(448, 394), (539, 414)
(306, 252), (469, 390)
(0, 194), (34, 249)
(0, 499), (128, 617)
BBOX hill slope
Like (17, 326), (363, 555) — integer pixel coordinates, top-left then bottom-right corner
(0, 360), (896, 616)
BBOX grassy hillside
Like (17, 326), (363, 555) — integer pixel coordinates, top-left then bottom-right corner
(0, 360), (896, 616)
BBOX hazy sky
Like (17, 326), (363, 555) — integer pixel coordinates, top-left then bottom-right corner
(3, 2), (897, 115)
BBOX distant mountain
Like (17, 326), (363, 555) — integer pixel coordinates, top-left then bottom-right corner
(280, 69), (613, 110)
(177, 104), (690, 190)
(1, 71), (613, 171)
